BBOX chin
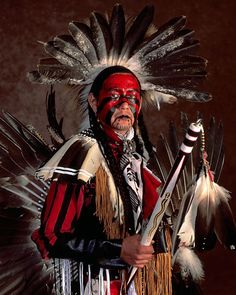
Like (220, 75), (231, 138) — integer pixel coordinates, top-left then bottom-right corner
(113, 123), (131, 132)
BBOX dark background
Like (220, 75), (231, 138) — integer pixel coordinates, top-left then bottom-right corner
(0, 0), (236, 294)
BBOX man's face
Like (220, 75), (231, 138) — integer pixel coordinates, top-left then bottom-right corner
(96, 73), (141, 134)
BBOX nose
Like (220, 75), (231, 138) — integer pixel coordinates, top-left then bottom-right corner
(118, 101), (129, 110)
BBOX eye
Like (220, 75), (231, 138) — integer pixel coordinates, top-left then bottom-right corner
(110, 92), (120, 101)
(126, 92), (139, 103)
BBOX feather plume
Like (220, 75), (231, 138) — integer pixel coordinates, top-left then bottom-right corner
(37, 59), (84, 84)
(3, 111), (51, 155)
(131, 16), (187, 59)
(109, 4), (125, 62)
(174, 246), (204, 282)
(53, 35), (92, 70)
(90, 12), (111, 62)
(46, 86), (65, 146)
(152, 84), (211, 102)
(177, 172), (216, 246)
(141, 89), (177, 109)
(44, 41), (81, 68)
(140, 32), (197, 67)
(68, 21), (98, 64)
(120, 5), (154, 60)
(214, 194), (236, 250)
(177, 147), (236, 251)
(0, 112), (51, 171)
(27, 70), (59, 84)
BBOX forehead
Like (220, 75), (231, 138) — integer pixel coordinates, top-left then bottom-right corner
(101, 73), (140, 91)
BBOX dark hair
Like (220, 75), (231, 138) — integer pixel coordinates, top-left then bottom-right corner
(88, 106), (136, 233)
(90, 66), (140, 97)
(88, 67), (155, 234)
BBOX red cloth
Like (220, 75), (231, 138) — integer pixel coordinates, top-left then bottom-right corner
(142, 167), (161, 220)
(32, 181), (85, 258)
(109, 280), (122, 295)
(31, 229), (50, 259)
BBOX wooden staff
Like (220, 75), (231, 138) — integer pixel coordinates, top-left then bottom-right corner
(127, 120), (203, 285)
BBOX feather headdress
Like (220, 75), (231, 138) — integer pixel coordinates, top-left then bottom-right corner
(28, 4), (211, 128)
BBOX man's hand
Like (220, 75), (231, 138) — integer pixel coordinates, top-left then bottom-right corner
(120, 234), (154, 268)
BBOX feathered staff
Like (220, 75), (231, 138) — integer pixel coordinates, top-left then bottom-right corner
(177, 124), (236, 248)
(173, 123), (236, 282)
(127, 120), (203, 285)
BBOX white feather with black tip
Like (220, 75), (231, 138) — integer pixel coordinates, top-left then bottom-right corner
(177, 168), (231, 247)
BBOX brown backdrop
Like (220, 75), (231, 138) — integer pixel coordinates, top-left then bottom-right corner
(1, 0), (236, 294)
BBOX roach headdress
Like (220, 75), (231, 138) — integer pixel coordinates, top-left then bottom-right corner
(28, 4), (211, 127)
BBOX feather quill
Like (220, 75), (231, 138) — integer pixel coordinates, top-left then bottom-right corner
(120, 5), (154, 60)
(152, 84), (211, 102)
(90, 12), (111, 62)
(131, 16), (187, 59)
(44, 41), (81, 68)
(54, 35), (92, 70)
(68, 21), (98, 64)
(109, 4), (125, 62)
(3, 111), (51, 156)
(140, 32), (197, 66)
(46, 86), (65, 146)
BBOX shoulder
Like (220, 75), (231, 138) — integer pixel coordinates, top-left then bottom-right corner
(36, 130), (104, 182)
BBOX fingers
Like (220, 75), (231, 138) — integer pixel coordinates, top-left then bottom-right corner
(122, 254), (153, 268)
(128, 253), (153, 268)
(138, 244), (154, 255)
(133, 261), (150, 268)
(120, 234), (155, 268)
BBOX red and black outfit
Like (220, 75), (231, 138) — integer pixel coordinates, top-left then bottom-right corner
(32, 128), (163, 293)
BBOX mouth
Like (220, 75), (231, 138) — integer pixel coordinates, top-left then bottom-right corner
(111, 113), (134, 132)
(116, 115), (131, 120)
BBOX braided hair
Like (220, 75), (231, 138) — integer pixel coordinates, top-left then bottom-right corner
(89, 105), (135, 233)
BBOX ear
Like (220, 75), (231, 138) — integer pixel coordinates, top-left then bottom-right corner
(88, 93), (98, 113)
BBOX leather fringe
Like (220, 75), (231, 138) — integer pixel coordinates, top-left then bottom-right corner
(95, 165), (125, 239)
(134, 228), (172, 295)
(95, 165), (173, 294)
(134, 252), (172, 295)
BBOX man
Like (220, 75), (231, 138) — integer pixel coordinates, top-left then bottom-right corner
(0, 4), (234, 295)
(29, 4), (218, 294)
(32, 66), (170, 294)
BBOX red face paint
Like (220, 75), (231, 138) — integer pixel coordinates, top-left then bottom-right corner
(96, 73), (141, 133)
